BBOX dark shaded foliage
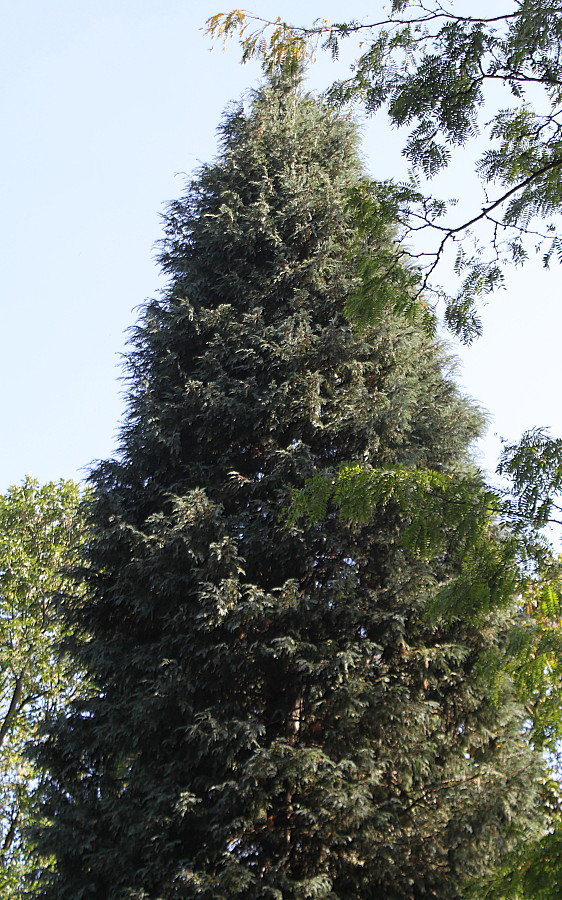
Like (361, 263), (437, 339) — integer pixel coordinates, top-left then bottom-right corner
(33, 73), (544, 900)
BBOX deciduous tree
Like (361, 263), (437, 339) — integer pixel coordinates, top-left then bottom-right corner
(0, 477), (84, 897)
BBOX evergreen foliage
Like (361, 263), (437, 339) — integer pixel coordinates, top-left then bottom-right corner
(33, 74), (546, 899)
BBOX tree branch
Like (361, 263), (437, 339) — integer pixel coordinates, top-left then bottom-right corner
(1, 811), (20, 857)
(409, 154), (562, 289)
(0, 670), (27, 750)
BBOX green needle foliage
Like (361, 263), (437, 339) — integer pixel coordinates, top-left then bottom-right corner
(0, 477), (84, 897)
(33, 72), (547, 900)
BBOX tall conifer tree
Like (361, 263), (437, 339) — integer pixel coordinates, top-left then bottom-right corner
(34, 71), (544, 899)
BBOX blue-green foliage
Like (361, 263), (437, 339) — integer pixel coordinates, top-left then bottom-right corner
(32, 73), (546, 900)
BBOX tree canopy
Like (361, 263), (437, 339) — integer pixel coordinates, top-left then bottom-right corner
(208, 1), (562, 342)
(29, 71), (552, 900)
(204, 10), (562, 893)
(0, 477), (85, 897)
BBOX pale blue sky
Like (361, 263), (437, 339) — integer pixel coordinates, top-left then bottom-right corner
(1, 0), (561, 492)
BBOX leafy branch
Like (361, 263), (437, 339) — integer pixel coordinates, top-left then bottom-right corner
(207, 3), (562, 342)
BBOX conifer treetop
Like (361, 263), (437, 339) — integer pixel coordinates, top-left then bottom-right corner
(31, 74), (547, 900)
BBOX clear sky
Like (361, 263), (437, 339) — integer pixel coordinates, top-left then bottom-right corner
(1, 0), (561, 493)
